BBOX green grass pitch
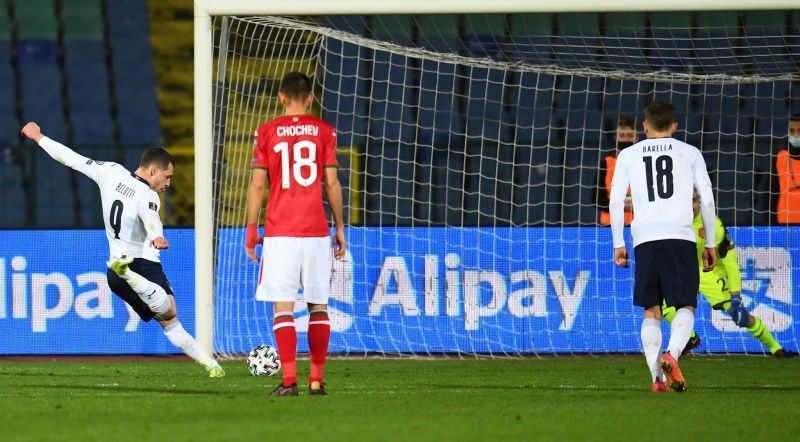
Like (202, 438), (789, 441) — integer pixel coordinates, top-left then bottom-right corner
(1, 356), (798, 441)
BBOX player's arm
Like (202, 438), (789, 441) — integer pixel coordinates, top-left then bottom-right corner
(138, 193), (168, 249)
(21, 122), (105, 182)
(323, 166), (346, 260)
(716, 221), (742, 294)
(693, 152), (716, 270)
(321, 128), (346, 260)
(714, 219), (749, 325)
(608, 154), (629, 267)
(245, 168), (267, 263)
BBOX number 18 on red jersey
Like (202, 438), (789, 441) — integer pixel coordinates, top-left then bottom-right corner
(252, 114), (338, 238)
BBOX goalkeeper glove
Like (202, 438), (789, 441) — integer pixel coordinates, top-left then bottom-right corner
(727, 295), (750, 327)
(245, 224), (263, 249)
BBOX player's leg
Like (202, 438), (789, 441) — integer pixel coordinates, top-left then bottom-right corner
(258, 237), (302, 395)
(116, 259), (224, 376)
(107, 268), (159, 323)
(663, 240), (699, 360)
(745, 315), (785, 356)
(660, 240), (699, 392)
(108, 255), (171, 315)
(642, 306), (668, 392)
(158, 313), (224, 377)
(662, 301), (700, 355)
(633, 242), (667, 391)
(719, 296), (786, 356)
(302, 236), (333, 395)
(270, 300), (299, 396)
(307, 302), (330, 395)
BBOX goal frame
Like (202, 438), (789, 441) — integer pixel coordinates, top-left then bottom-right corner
(193, 0), (797, 353)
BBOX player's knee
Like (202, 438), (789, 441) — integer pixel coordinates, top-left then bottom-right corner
(644, 305), (662, 320)
(308, 302), (327, 312)
(155, 296), (176, 321)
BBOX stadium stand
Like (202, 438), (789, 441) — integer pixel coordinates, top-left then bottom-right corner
(372, 14), (414, 46)
(0, 8), (796, 228)
(507, 13), (553, 65)
(648, 12), (694, 73)
(33, 148), (77, 227)
(107, 0), (161, 145)
(694, 12), (741, 75)
(601, 12), (648, 73)
(552, 13), (601, 69)
(1, 4), (19, 129)
(63, 0), (114, 145)
(0, 153), (27, 227)
(463, 14), (506, 59)
(369, 50), (416, 143)
(0, 0), (163, 227)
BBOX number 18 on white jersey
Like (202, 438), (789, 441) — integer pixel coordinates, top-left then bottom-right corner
(609, 137), (716, 248)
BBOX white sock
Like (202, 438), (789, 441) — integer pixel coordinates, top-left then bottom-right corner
(120, 269), (171, 314)
(668, 307), (695, 360)
(163, 322), (219, 370)
(641, 317), (663, 383)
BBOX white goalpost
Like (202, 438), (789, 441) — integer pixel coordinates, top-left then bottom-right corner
(194, 0), (800, 357)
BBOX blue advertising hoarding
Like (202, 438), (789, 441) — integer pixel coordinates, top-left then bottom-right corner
(0, 227), (796, 354)
(0, 229), (195, 354)
(215, 226), (799, 355)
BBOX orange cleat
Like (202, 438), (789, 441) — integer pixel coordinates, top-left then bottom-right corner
(651, 380), (669, 393)
(660, 353), (687, 392)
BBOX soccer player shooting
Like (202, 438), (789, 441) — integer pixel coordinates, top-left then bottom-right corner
(609, 101), (716, 393)
(21, 122), (224, 377)
(244, 72), (346, 396)
(662, 191), (795, 358)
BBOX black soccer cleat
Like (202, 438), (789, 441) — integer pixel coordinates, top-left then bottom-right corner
(773, 349), (798, 358)
(308, 381), (327, 396)
(269, 383), (299, 396)
(681, 334), (702, 356)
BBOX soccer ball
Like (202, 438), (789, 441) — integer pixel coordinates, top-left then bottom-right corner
(247, 344), (281, 376)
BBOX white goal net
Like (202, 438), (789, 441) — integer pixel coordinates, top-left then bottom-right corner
(209, 11), (800, 357)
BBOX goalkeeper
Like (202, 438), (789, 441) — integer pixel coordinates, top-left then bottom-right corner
(663, 192), (794, 357)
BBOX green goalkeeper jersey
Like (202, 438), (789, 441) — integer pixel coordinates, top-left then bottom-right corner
(692, 213), (742, 293)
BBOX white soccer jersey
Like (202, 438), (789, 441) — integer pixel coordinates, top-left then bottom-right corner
(39, 137), (164, 262)
(610, 137), (716, 249)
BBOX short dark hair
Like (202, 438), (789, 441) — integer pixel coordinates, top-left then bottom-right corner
(280, 72), (313, 101)
(139, 147), (174, 170)
(644, 101), (675, 132)
(790, 114), (800, 123)
(617, 115), (636, 130)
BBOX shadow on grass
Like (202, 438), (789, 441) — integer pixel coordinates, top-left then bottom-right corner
(11, 383), (231, 396)
(414, 383), (642, 392)
(414, 383), (800, 393)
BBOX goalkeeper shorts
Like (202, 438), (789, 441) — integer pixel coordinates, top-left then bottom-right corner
(699, 273), (733, 310)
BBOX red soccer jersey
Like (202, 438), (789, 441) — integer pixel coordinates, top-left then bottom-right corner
(252, 114), (338, 237)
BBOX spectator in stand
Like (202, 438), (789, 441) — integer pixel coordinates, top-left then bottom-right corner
(596, 115), (638, 225)
(774, 115), (800, 224)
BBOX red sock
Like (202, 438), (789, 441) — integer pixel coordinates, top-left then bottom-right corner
(273, 311), (297, 386)
(308, 310), (330, 383)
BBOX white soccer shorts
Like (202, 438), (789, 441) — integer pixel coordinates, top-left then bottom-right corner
(255, 236), (332, 305)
